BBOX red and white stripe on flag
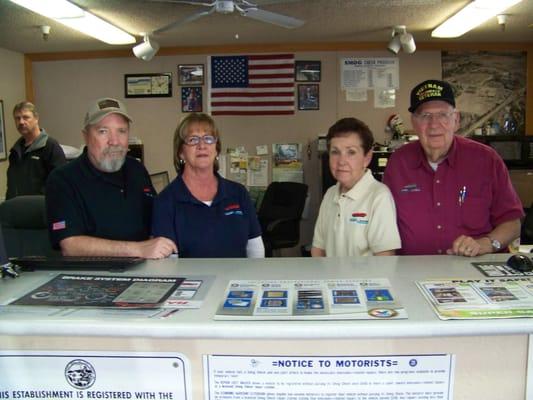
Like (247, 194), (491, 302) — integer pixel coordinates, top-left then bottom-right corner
(208, 53), (295, 116)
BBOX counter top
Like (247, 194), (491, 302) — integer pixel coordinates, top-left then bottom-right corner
(1, 254), (532, 339)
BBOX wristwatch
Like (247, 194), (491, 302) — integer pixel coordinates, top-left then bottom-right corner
(488, 237), (502, 252)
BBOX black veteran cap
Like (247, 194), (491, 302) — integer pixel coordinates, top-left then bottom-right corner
(408, 79), (455, 113)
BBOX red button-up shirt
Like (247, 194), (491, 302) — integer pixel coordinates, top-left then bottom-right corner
(383, 136), (524, 255)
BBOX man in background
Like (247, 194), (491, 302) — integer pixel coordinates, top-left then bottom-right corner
(383, 79), (523, 257)
(7, 101), (66, 199)
(45, 98), (176, 259)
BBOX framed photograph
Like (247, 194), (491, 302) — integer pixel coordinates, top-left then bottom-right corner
(178, 64), (204, 85)
(181, 87), (203, 113)
(295, 60), (321, 82)
(298, 84), (319, 111)
(125, 73), (172, 98)
(0, 100), (6, 160)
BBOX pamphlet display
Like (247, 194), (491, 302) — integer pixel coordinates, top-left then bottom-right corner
(215, 279), (407, 320)
(417, 278), (533, 320)
(10, 274), (184, 308)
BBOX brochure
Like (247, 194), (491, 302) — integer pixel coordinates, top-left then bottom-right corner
(10, 274), (184, 308)
(215, 279), (407, 320)
(417, 278), (533, 320)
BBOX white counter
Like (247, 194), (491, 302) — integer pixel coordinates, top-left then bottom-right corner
(0, 255), (530, 400)
(1, 254), (531, 339)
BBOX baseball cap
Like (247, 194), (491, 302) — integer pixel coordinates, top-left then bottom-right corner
(83, 98), (132, 127)
(408, 79), (455, 113)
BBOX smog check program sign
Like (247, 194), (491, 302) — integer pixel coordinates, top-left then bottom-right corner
(0, 351), (191, 400)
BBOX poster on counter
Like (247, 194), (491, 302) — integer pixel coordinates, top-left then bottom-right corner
(204, 354), (455, 400)
(0, 351), (191, 399)
(215, 279), (407, 320)
(9, 274), (184, 308)
(417, 277), (533, 320)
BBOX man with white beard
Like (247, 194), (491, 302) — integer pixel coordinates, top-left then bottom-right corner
(45, 98), (176, 259)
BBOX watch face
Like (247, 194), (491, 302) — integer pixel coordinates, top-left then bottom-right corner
(492, 239), (502, 250)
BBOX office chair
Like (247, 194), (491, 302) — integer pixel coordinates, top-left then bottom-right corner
(0, 195), (57, 257)
(521, 204), (533, 244)
(257, 182), (308, 257)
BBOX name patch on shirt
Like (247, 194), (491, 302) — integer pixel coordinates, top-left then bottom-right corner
(31, 155), (40, 160)
(224, 203), (243, 216)
(400, 183), (421, 193)
(52, 220), (66, 231)
(349, 212), (368, 224)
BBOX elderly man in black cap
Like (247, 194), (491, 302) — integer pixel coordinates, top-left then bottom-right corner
(383, 79), (523, 257)
(45, 98), (177, 259)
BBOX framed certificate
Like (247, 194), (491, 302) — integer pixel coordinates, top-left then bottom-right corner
(125, 73), (172, 98)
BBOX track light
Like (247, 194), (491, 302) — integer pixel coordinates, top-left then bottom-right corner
(388, 25), (416, 55)
(132, 34), (160, 61)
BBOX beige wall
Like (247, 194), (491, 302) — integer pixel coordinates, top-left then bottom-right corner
(0, 47), (26, 199)
(31, 50), (441, 253)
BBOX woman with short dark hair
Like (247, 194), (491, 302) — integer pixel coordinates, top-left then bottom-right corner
(311, 117), (401, 257)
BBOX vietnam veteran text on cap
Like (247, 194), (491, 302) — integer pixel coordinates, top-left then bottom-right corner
(408, 79), (455, 113)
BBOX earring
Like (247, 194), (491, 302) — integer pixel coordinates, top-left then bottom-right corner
(179, 159), (185, 165)
(215, 155), (219, 161)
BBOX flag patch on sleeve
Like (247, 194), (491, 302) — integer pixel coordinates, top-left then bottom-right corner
(52, 220), (66, 231)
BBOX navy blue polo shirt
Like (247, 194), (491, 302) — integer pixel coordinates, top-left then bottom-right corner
(46, 149), (155, 249)
(152, 174), (261, 258)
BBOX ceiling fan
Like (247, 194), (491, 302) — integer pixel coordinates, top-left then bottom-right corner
(148, 0), (305, 34)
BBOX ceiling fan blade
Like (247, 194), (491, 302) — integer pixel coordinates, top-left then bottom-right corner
(153, 8), (215, 34)
(241, 8), (304, 29)
(147, 0), (215, 6)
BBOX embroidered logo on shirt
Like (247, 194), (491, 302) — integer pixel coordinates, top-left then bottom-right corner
(143, 187), (154, 197)
(349, 212), (368, 224)
(400, 183), (421, 193)
(31, 156), (40, 160)
(52, 220), (66, 231)
(224, 203), (243, 216)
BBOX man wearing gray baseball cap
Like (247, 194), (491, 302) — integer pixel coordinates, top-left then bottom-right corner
(45, 98), (177, 259)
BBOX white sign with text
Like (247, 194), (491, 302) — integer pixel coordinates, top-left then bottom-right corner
(0, 351), (191, 400)
(204, 354), (454, 400)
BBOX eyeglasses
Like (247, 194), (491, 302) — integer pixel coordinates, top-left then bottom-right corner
(184, 135), (218, 146)
(413, 111), (456, 125)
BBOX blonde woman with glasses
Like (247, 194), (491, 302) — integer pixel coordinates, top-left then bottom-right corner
(151, 113), (264, 258)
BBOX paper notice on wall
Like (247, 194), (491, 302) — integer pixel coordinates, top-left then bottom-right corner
(216, 154), (226, 177)
(374, 88), (396, 108)
(228, 151), (248, 186)
(247, 157), (269, 187)
(204, 354), (455, 400)
(345, 88), (368, 102)
(272, 167), (304, 183)
(341, 58), (399, 89)
(256, 145), (269, 155)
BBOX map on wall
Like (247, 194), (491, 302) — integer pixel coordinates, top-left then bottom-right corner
(442, 51), (526, 136)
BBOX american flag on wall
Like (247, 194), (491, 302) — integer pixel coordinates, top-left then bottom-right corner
(208, 53), (295, 116)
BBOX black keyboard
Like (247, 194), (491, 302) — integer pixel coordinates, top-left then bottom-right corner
(9, 255), (145, 271)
